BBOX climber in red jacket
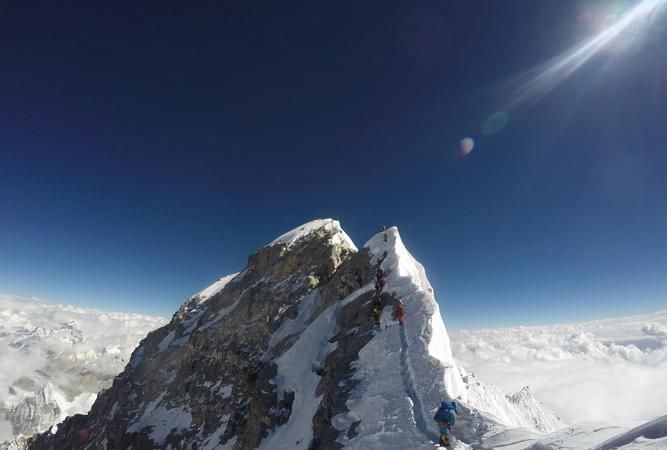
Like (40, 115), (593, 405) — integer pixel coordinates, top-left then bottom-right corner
(395, 301), (404, 326)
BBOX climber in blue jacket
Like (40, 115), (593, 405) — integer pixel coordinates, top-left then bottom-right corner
(434, 400), (459, 447)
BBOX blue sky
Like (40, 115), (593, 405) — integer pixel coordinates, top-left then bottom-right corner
(1, 1), (666, 329)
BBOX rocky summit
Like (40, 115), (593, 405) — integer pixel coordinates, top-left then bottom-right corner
(26, 219), (564, 450)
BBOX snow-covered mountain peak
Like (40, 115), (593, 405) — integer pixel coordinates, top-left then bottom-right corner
(364, 226), (433, 296)
(269, 218), (357, 252)
(24, 221), (612, 450)
(364, 226), (465, 400)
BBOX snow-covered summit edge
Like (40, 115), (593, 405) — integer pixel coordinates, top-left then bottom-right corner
(268, 218), (357, 252)
(25, 219), (568, 450)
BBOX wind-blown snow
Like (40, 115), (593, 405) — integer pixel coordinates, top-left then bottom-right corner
(451, 310), (667, 424)
(269, 219), (357, 251)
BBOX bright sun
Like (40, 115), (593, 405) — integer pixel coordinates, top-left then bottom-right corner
(508, 0), (667, 108)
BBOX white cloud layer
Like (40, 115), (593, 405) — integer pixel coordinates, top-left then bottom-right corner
(450, 310), (667, 425)
(0, 294), (166, 442)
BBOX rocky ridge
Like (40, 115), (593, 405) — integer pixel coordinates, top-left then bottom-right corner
(26, 219), (565, 450)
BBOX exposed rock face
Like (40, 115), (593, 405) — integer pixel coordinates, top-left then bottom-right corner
(26, 219), (563, 450)
(28, 219), (363, 450)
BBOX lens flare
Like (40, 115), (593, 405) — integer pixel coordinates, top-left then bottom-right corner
(507, 0), (667, 109)
(482, 112), (510, 136)
(459, 137), (474, 156)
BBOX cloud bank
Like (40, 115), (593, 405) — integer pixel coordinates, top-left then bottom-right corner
(0, 294), (166, 441)
(450, 310), (667, 424)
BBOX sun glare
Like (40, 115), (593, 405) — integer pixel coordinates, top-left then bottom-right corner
(507, 0), (667, 109)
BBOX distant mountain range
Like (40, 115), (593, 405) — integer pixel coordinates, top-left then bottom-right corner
(3, 220), (667, 449)
(0, 294), (165, 444)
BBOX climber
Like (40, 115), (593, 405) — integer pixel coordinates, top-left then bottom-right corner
(381, 225), (388, 242)
(353, 269), (363, 287)
(394, 301), (404, 326)
(375, 275), (387, 296)
(375, 267), (385, 295)
(376, 250), (388, 266)
(371, 306), (381, 326)
(434, 400), (459, 447)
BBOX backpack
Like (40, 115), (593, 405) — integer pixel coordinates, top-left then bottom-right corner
(434, 400), (458, 424)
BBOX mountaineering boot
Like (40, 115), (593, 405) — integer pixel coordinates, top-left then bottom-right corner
(439, 433), (450, 447)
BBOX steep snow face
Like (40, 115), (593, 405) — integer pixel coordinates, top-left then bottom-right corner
(365, 228), (462, 381)
(269, 219), (357, 251)
(27, 219), (360, 450)
(461, 372), (563, 433)
(257, 289), (340, 450)
(25, 220), (567, 450)
(348, 228), (565, 446)
(363, 228), (467, 415)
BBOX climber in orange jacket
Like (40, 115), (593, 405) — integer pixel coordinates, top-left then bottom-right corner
(395, 301), (405, 326)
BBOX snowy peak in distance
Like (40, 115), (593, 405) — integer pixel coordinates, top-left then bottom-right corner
(30, 219), (660, 450)
(0, 295), (165, 445)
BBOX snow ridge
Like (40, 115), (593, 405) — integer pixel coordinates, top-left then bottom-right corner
(22, 219), (580, 450)
(269, 219), (357, 251)
(398, 324), (437, 443)
(364, 228), (466, 417)
(192, 273), (240, 303)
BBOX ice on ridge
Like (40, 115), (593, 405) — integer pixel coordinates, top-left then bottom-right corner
(268, 218), (357, 251)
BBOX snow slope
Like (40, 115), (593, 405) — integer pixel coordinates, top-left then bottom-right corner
(593, 415), (667, 450)
(475, 414), (667, 450)
(257, 227), (562, 450)
(31, 220), (641, 450)
(269, 219), (357, 251)
(192, 273), (240, 303)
